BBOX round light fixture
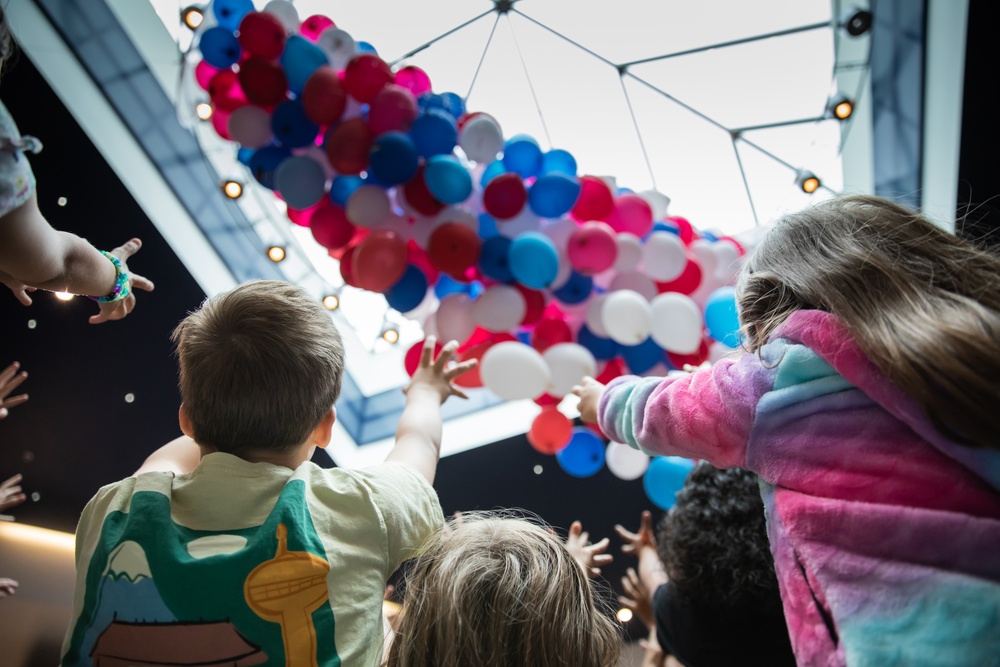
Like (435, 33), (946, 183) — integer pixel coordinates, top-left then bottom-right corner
(181, 6), (205, 31)
(222, 180), (244, 199)
(795, 170), (821, 194)
(195, 102), (214, 121)
(267, 246), (287, 263)
(830, 97), (854, 121)
(322, 294), (340, 311)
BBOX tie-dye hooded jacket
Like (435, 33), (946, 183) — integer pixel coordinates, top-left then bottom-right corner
(599, 310), (1000, 667)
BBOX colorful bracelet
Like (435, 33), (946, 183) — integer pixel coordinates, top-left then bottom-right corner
(87, 251), (131, 303)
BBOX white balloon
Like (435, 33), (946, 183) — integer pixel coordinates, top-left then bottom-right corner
(346, 185), (391, 227)
(613, 233), (643, 272)
(543, 343), (597, 398)
(459, 114), (504, 164)
(610, 271), (657, 300)
(436, 293), (476, 344)
(409, 215), (440, 248)
(497, 207), (541, 238)
(642, 231), (687, 282)
(316, 28), (357, 70)
(227, 106), (273, 148)
(481, 342), (552, 400)
(637, 189), (671, 220)
(606, 441), (650, 480)
(472, 285), (526, 333)
(435, 205), (478, 233)
(711, 240), (742, 283)
(274, 156), (325, 209)
(585, 294), (610, 337)
(602, 290), (653, 346)
(650, 292), (704, 354)
(263, 0), (299, 33)
(550, 252), (573, 290)
(540, 217), (577, 250)
(422, 311), (439, 339)
(688, 239), (718, 278)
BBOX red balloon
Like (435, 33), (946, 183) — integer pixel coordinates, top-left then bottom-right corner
(667, 216), (699, 246)
(238, 56), (288, 107)
(405, 338), (443, 376)
(517, 285), (546, 326)
(571, 175), (614, 221)
(606, 194), (653, 237)
(532, 317), (572, 352)
(528, 407), (573, 454)
(302, 67), (347, 126)
(339, 244), (359, 287)
(717, 236), (745, 256)
(394, 65), (432, 96)
(367, 84), (418, 135)
(343, 54), (393, 104)
(301, 15), (335, 41)
(208, 70), (247, 112)
(427, 223), (481, 277)
(566, 221), (618, 274)
(238, 11), (287, 60)
(196, 60), (220, 90)
(533, 393), (560, 407)
(584, 421), (607, 441)
(656, 258), (702, 295)
(325, 118), (374, 175)
(211, 108), (231, 139)
(402, 165), (445, 216)
(482, 172), (527, 220)
(353, 231), (408, 293)
(311, 204), (356, 250)
(668, 339), (711, 369)
(287, 202), (322, 227)
(596, 358), (625, 384)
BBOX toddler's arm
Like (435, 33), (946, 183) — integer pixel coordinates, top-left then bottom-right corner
(133, 435), (202, 476)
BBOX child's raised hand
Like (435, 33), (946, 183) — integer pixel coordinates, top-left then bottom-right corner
(89, 238), (155, 325)
(404, 336), (477, 404)
(615, 510), (656, 556)
(571, 376), (605, 424)
(564, 520), (613, 578)
(0, 361), (28, 419)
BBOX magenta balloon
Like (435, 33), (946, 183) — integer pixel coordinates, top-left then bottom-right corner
(567, 221), (618, 275)
(367, 84), (418, 135)
(608, 194), (654, 237)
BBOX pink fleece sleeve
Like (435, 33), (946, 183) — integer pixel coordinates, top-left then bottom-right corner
(597, 353), (775, 468)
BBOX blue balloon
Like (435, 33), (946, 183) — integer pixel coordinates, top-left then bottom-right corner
(280, 36), (328, 95)
(329, 175), (364, 206)
(528, 173), (581, 219)
(410, 110), (458, 158)
(271, 100), (319, 148)
(212, 0), (253, 30)
(478, 213), (499, 239)
(542, 149), (577, 176)
(424, 155), (473, 204)
(621, 337), (665, 374)
(503, 134), (543, 179)
(199, 27), (242, 69)
(385, 265), (429, 313)
(439, 92), (466, 119)
(643, 456), (696, 510)
(480, 160), (507, 187)
(705, 286), (741, 348)
(369, 132), (419, 186)
(557, 428), (606, 478)
(248, 146), (292, 190)
(702, 231), (719, 242)
(648, 221), (680, 241)
(237, 147), (255, 166)
(509, 232), (559, 289)
(357, 41), (378, 54)
(577, 325), (618, 361)
(434, 274), (474, 299)
(478, 236), (513, 283)
(553, 271), (593, 305)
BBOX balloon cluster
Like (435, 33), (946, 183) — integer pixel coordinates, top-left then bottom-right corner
(195, 0), (743, 484)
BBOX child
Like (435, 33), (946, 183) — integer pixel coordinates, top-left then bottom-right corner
(384, 513), (622, 667)
(61, 280), (475, 667)
(575, 196), (1000, 667)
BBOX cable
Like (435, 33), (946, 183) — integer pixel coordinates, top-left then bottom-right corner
(390, 8), (495, 66)
(731, 136), (760, 226)
(619, 75), (657, 191)
(466, 13), (502, 102)
(506, 13), (552, 147)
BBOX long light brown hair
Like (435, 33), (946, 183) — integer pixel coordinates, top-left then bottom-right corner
(385, 513), (622, 667)
(738, 195), (1000, 449)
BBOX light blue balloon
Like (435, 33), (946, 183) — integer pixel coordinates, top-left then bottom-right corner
(542, 149), (577, 176)
(556, 427), (606, 478)
(643, 456), (696, 510)
(480, 160), (507, 186)
(528, 173), (581, 219)
(280, 36), (329, 95)
(503, 134), (543, 179)
(424, 155), (473, 204)
(705, 286), (741, 348)
(509, 232), (559, 289)
(329, 175), (364, 206)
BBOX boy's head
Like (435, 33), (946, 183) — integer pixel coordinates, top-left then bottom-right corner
(172, 280), (345, 456)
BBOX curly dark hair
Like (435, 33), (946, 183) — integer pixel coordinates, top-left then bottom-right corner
(656, 463), (778, 604)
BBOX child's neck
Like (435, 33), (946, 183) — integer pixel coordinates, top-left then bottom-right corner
(200, 445), (315, 470)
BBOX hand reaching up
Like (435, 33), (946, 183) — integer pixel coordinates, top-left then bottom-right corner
(615, 510), (656, 556)
(0, 578), (18, 599)
(0, 474), (26, 521)
(571, 376), (605, 424)
(620, 567), (655, 630)
(564, 520), (613, 578)
(89, 238), (155, 325)
(404, 337), (477, 404)
(0, 362), (28, 419)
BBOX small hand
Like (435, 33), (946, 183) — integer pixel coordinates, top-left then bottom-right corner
(620, 567), (655, 630)
(0, 578), (18, 599)
(0, 474), (26, 520)
(0, 362), (28, 419)
(639, 630), (668, 667)
(564, 520), (613, 578)
(90, 238), (155, 324)
(404, 337), (477, 404)
(571, 376), (605, 424)
(615, 510), (655, 556)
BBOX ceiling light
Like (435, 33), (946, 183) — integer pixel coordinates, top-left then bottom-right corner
(616, 608), (633, 623)
(322, 294), (340, 311)
(829, 97), (854, 121)
(222, 180), (243, 199)
(181, 6), (205, 31)
(843, 8), (873, 37)
(267, 245), (286, 262)
(381, 325), (400, 344)
(195, 102), (213, 121)
(794, 170), (821, 194)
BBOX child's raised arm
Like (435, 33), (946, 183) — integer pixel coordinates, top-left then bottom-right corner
(385, 337), (477, 484)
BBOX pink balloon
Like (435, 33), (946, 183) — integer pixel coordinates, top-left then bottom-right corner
(566, 221), (618, 274)
(195, 60), (220, 90)
(300, 14), (335, 41)
(394, 65), (432, 96)
(607, 194), (653, 237)
(367, 84), (418, 134)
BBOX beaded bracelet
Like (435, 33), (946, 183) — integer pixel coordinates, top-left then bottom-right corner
(87, 251), (131, 303)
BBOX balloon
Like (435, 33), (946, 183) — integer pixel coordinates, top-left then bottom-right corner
(280, 35), (328, 95)
(410, 109), (458, 158)
(621, 336), (664, 374)
(557, 428), (606, 478)
(339, 244), (359, 287)
(606, 442), (649, 480)
(199, 27), (242, 69)
(400, 165), (445, 217)
(668, 339), (711, 369)
(552, 271), (593, 305)
(405, 338), (442, 376)
(472, 285), (526, 333)
(705, 287), (741, 348)
(567, 222), (617, 274)
(478, 236), (513, 283)
(712, 240), (742, 282)
(346, 185), (391, 227)
(248, 145), (292, 189)
(315, 28), (357, 70)
(342, 53), (392, 103)
(638, 189), (671, 220)
(238, 11), (286, 59)
(300, 14), (335, 40)
(607, 194), (654, 237)
(395, 65), (433, 96)
(597, 357), (626, 385)
(509, 232), (559, 289)
(459, 113), (504, 163)
(528, 407), (573, 454)
(577, 325), (618, 361)
(610, 271), (657, 301)
(503, 134), (543, 179)
(210, 107), (232, 139)
(479, 159), (507, 187)
(310, 204), (355, 250)
(518, 285), (546, 325)
(528, 173), (581, 219)
(300, 67), (346, 126)
(263, 0), (299, 33)
(436, 293), (477, 343)
(642, 231), (687, 282)
(480, 342), (551, 400)
(532, 317), (572, 352)
(271, 100), (318, 148)
(424, 155), (473, 204)
(602, 290), (653, 346)
(324, 118), (373, 175)
(227, 105), (273, 148)
(207, 70), (247, 112)
(482, 173), (527, 220)
(357, 41), (378, 54)
(353, 231), (408, 293)
(644, 456), (696, 510)
(571, 176), (614, 221)
(656, 259), (702, 295)
(650, 292), (704, 354)
(368, 84), (418, 134)
(274, 155), (326, 209)
(385, 264), (429, 313)
(541, 149), (577, 176)
(213, 0), (254, 30)
(543, 343), (596, 397)
(439, 92), (466, 119)
(613, 233), (643, 272)
(428, 223), (481, 277)
(540, 217), (577, 249)
(369, 132), (419, 186)
(329, 175), (363, 207)
(195, 60), (219, 91)
(238, 56), (288, 106)
(584, 294), (610, 337)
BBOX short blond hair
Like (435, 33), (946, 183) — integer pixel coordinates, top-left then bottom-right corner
(387, 513), (622, 667)
(172, 280), (344, 454)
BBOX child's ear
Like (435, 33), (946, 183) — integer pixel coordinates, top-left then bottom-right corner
(178, 404), (194, 438)
(314, 407), (336, 449)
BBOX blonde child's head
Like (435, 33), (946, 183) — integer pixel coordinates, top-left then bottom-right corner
(737, 195), (1000, 448)
(386, 513), (622, 667)
(172, 280), (345, 455)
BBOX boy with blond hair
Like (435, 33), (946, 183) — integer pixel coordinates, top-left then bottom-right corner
(61, 280), (474, 667)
